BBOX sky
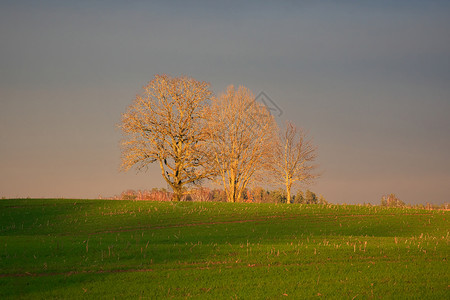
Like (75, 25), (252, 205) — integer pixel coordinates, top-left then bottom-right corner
(1, 0), (449, 205)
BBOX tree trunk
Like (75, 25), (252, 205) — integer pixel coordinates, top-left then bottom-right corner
(227, 171), (238, 203)
(286, 178), (292, 204)
(172, 186), (183, 201)
(286, 186), (291, 204)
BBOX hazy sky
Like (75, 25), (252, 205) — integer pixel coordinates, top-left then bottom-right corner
(1, 1), (449, 204)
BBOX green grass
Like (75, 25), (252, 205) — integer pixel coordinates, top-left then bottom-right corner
(0, 199), (448, 299)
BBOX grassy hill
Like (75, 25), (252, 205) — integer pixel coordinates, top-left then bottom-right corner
(0, 199), (448, 299)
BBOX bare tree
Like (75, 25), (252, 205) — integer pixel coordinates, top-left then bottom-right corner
(205, 85), (277, 203)
(380, 194), (405, 207)
(120, 74), (213, 201)
(270, 121), (319, 203)
(189, 187), (212, 202)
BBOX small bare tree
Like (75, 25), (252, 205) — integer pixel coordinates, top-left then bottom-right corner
(120, 74), (213, 201)
(190, 187), (212, 202)
(270, 121), (319, 203)
(205, 85), (277, 203)
(381, 194), (405, 207)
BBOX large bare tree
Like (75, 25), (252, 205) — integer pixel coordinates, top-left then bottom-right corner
(205, 85), (277, 203)
(270, 121), (319, 203)
(120, 74), (213, 201)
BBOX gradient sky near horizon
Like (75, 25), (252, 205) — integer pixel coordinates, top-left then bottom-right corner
(1, 1), (449, 204)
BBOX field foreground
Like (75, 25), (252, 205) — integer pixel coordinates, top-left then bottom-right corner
(0, 199), (448, 299)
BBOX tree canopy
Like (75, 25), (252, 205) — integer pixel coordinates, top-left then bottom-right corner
(204, 85), (277, 202)
(120, 74), (213, 201)
(120, 75), (320, 203)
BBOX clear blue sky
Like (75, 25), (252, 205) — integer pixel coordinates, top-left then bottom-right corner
(1, 0), (449, 204)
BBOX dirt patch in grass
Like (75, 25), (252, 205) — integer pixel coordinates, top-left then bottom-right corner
(58, 212), (433, 236)
(0, 256), (413, 278)
(0, 268), (155, 278)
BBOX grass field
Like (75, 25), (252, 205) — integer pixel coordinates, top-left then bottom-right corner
(0, 199), (448, 299)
